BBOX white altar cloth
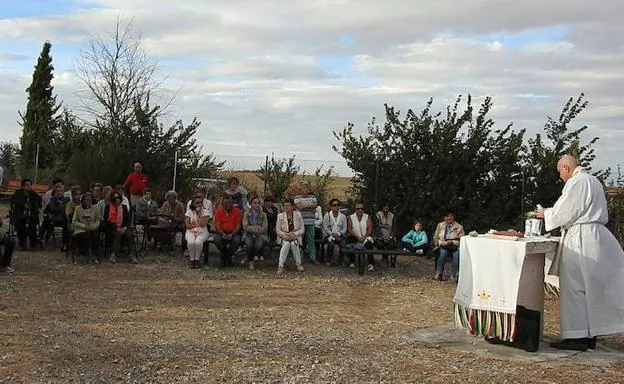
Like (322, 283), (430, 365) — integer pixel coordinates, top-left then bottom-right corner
(453, 235), (558, 341)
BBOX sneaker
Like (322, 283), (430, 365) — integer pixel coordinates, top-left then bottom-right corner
(367, 264), (374, 272)
(402, 248), (409, 252)
(296, 264), (305, 272)
(109, 254), (117, 264)
(91, 258), (100, 265)
(325, 262), (332, 266)
(130, 256), (139, 264)
(241, 258), (247, 265)
(259, 256), (265, 261)
(415, 249), (424, 255)
(253, 256), (259, 261)
(0, 266), (15, 274)
(277, 267), (284, 275)
(249, 261), (255, 271)
(349, 263), (355, 268)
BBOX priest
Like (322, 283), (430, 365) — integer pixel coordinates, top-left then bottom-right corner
(535, 155), (624, 351)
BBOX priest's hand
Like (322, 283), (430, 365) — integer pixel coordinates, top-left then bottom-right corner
(534, 210), (544, 219)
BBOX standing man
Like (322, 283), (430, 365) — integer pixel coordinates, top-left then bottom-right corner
(123, 161), (149, 209)
(294, 181), (319, 264)
(534, 155), (624, 351)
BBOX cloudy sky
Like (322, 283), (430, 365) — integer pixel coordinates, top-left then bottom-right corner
(0, 0), (622, 174)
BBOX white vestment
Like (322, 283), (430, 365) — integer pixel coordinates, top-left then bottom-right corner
(544, 167), (624, 339)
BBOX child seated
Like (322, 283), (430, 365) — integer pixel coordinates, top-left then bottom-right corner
(401, 219), (429, 255)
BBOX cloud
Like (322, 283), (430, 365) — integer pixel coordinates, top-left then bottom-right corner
(0, 0), (623, 173)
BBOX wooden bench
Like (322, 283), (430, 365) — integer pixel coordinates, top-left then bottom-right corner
(0, 179), (48, 197)
(340, 248), (414, 276)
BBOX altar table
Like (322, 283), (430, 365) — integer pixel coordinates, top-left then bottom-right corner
(453, 235), (559, 341)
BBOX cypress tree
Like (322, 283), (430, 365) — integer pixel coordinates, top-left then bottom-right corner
(19, 41), (60, 170)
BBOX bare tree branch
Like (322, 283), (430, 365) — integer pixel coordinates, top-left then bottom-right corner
(73, 16), (174, 131)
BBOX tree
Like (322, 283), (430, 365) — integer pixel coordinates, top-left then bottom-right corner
(302, 166), (336, 207)
(0, 142), (20, 180)
(334, 95), (526, 234)
(74, 17), (170, 132)
(54, 108), (90, 170)
(524, 93), (606, 209)
(19, 41), (61, 169)
(257, 156), (300, 201)
(65, 98), (223, 197)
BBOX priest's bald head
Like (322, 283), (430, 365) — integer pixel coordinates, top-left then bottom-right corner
(557, 155), (580, 182)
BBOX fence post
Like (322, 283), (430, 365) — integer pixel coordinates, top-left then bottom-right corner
(374, 160), (380, 211)
(521, 167), (526, 229)
(264, 155), (269, 196)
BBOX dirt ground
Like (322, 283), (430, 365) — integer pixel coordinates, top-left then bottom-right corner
(2, 241), (624, 384)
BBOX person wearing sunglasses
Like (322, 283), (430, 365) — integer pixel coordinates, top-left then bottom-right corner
(322, 198), (348, 266)
(346, 202), (375, 271)
(185, 196), (211, 269)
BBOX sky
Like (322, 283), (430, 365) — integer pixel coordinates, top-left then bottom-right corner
(0, 0), (623, 174)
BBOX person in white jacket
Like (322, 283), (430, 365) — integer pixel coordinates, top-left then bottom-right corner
(535, 155), (624, 351)
(275, 198), (305, 274)
(322, 198), (348, 265)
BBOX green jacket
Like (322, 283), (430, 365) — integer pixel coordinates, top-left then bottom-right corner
(71, 205), (101, 235)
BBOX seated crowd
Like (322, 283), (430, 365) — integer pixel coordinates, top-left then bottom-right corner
(2, 170), (465, 280)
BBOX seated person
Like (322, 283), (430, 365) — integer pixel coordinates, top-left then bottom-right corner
(98, 186), (113, 220)
(41, 184), (70, 250)
(42, 178), (64, 211)
(401, 219), (429, 255)
(0, 216), (16, 274)
(103, 191), (138, 264)
(243, 196), (268, 270)
(71, 192), (101, 264)
(262, 196), (279, 243)
(185, 196), (211, 269)
(11, 179), (42, 250)
(346, 202), (375, 271)
(322, 198), (348, 266)
(213, 195), (242, 267)
(65, 186), (82, 223)
(91, 183), (104, 203)
(275, 198), (305, 274)
(433, 211), (465, 281)
(136, 188), (160, 225)
(150, 190), (185, 249)
(224, 177), (245, 210)
(185, 186), (213, 219)
(374, 203), (398, 265)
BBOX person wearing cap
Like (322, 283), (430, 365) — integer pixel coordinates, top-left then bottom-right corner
(294, 180), (319, 264)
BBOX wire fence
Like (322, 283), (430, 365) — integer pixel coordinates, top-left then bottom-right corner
(215, 154), (354, 177)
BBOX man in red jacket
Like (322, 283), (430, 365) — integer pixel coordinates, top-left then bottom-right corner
(124, 162), (149, 209)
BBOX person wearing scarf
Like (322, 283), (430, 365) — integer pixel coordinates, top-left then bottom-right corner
(243, 196), (268, 270)
(71, 192), (101, 264)
(104, 191), (138, 264)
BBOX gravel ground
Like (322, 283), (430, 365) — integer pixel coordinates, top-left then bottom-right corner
(1, 242), (624, 383)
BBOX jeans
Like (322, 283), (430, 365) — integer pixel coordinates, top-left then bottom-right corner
(245, 235), (265, 261)
(74, 230), (100, 258)
(326, 237), (347, 264)
(110, 228), (135, 256)
(278, 239), (302, 268)
(0, 233), (15, 267)
(437, 248), (459, 277)
(214, 232), (242, 265)
(304, 224), (316, 261)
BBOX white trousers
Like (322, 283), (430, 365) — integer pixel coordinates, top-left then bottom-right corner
(186, 231), (208, 261)
(279, 240), (302, 268)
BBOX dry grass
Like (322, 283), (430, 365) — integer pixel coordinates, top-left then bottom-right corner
(1, 244), (624, 384)
(218, 170), (353, 201)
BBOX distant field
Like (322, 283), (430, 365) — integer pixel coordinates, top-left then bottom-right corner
(217, 170), (354, 202)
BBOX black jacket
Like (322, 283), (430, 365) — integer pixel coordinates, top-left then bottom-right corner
(11, 189), (41, 220)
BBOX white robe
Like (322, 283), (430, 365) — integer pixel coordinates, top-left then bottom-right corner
(544, 167), (624, 339)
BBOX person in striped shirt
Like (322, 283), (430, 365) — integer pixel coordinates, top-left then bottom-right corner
(294, 181), (319, 264)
